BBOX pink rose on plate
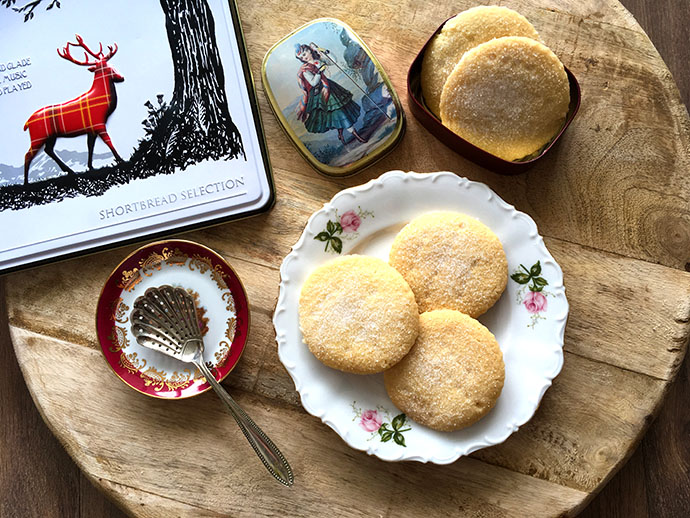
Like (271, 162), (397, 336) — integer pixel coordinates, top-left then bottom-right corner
(340, 210), (361, 233)
(359, 409), (382, 432)
(524, 291), (547, 314)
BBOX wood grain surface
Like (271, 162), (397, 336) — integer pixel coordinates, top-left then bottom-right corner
(1, 0), (689, 517)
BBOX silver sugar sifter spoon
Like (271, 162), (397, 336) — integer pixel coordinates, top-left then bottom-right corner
(130, 285), (294, 486)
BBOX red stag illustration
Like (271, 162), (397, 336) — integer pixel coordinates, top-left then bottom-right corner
(23, 35), (124, 184)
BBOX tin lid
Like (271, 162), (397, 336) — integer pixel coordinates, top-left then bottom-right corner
(262, 18), (405, 177)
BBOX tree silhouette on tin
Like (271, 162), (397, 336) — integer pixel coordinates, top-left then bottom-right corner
(132, 0), (245, 176)
(1, 0), (245, 210)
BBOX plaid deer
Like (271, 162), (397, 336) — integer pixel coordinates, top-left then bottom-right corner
(23, 35), (124, 185)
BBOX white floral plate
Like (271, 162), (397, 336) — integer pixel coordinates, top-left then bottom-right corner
(273, 171), (567, 463)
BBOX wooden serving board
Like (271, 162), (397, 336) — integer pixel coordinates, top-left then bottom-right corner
(5, 0), (690, 516)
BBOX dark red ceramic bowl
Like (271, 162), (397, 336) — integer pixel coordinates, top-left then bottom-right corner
(407, 22), (581, 175)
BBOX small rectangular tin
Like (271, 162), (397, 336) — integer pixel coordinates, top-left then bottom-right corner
(262, 18), (405, 177)
(407, 19), (581, 175)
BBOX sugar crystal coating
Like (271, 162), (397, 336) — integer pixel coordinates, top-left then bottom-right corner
(299, 255), (419, 374)
(389, 211), (507, 317)
(421, 6), (540, 117)
(384, 309), (505, 432)
(439, 36), (570, 161)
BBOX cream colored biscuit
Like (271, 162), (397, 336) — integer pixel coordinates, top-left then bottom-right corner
(299, 255), (419, 374)
(389, 211), (507, 317)
(384, 309), (504, 432)
(421, 6), (540, 117)
(439, 36), (570, 161)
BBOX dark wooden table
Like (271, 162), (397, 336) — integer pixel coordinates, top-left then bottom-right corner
(1, 1), (689, 517)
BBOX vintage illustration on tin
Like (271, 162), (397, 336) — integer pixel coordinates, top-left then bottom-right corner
(265, 21), (398, 168)
(0, 0), (245, 212)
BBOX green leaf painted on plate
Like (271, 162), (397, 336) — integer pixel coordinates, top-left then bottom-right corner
(392, 413), (406, 431)
(533, 277), (548, 288)
(510, 272), (530, 284)
(393, 432), (406, 447)
(331, 237), (343, 254)
(530, 261), (542, 277)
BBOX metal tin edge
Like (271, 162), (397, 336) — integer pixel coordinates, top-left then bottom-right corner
(261, 17), (405, 177)
(0, 0), (277, 277)
(227, 0), (277, 193)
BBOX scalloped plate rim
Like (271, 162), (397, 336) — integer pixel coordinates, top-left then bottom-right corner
(273, 170), (568, 463)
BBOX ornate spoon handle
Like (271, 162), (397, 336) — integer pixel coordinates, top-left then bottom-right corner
(195, 360), (294, 487)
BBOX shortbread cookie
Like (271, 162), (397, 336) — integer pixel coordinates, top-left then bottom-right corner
(421, 6), (540, 117)
(299, 255), (419, 374)
(389, 211), (507, 317)
(440, 36), (570, 161)
(384, 309), (504, 432)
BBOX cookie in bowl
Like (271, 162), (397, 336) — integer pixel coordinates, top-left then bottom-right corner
(439, 36), (570, 161)
(421, 5), (540, 117)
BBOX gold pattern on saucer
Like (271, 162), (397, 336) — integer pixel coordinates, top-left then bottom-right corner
(189, 254), (229, 291)
(140, 248), (173, 276)
(223, 291), (236, 312)
(111, 298), (130, 324)
(215, 316), (237, 368)
(140, 365), (194, 392)
(119, 247), (173, 292)
(120, 351), (145, 374)
(119, 270), (142, 292)
(108, 326), (129, 353)
(120, 351), (196, 391)
(165, 248), (189, 267)
(187, 289), (210, 337)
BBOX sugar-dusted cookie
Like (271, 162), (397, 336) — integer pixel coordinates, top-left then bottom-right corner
(439, 36), (570, 161)
(298, 255), (419, 374)
(389, 211), (507, 317)
(421, 6), (540, 117)
(384, 309), (504, 432)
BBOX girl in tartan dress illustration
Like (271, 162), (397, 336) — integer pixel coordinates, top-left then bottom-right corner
(294, 43), (367, 145)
